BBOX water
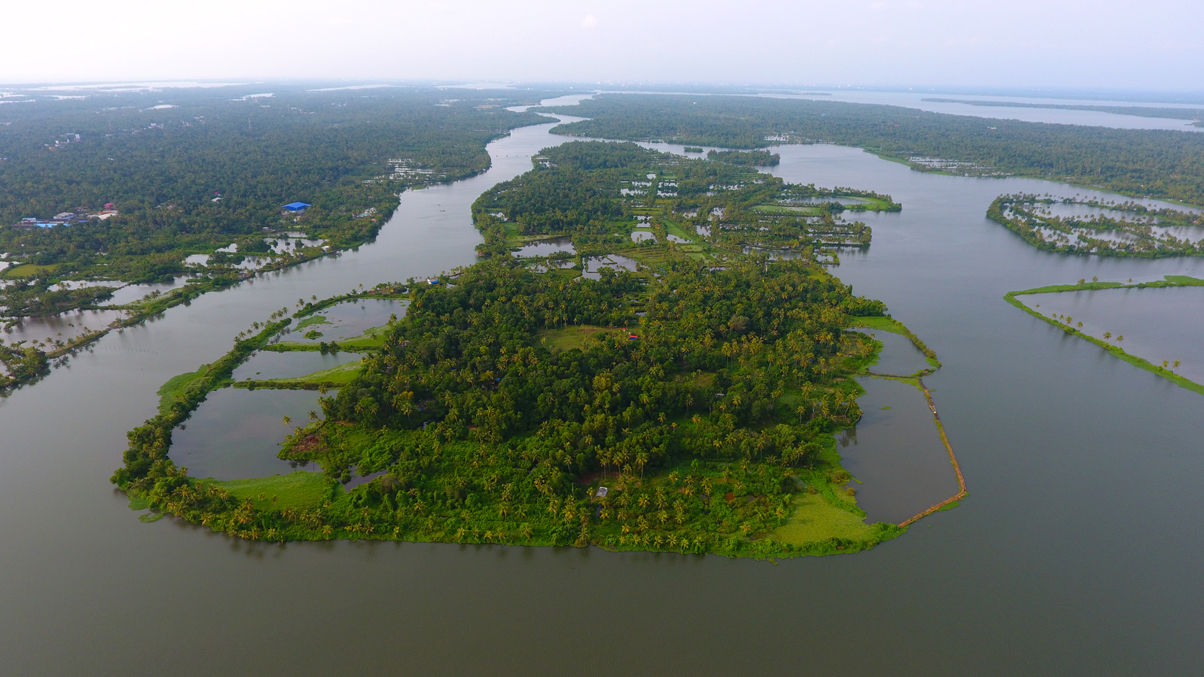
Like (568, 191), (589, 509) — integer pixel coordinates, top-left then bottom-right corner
(2, 100), (1204, 674)
(231, 350), (362, 381)
(170, 387), (326, 479)
(279, 298), (403, 343)
(837, 377), (959, 524)
(853, 329), (932, 376)
(513, 236), (576, 257)
(761, 91), (1204, 132)
(1026, 286), (1204, 384)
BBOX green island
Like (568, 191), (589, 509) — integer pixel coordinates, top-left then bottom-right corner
(1005, 275), (1204, 396)
(987, 194), (1204, 256)
(111, 141), (964, 558)
(0, 86), (553, 392)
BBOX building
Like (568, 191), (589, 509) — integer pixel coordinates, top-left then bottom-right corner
(282, 202), (311, 213)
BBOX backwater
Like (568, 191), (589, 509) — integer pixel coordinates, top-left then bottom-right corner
(1, 97), (1202, 675)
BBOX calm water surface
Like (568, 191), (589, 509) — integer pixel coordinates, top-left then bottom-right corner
(2, 99), (1203, 675)
(171, 388), (326, 480)
(1026, 286), (1204, 384)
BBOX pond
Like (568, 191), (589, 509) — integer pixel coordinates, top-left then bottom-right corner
(280, 298), (404, 343)
(1022, 285), (1204, 385)
(837, 376), (960, 524)
(231, 350), (363, 381)
(851, 329), (932, 376)
(513, 236), (576, 257)
(169, 387), (327, 480)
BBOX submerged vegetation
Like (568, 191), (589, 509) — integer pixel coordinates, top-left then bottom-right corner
(988, 194), (1204, 257)
(112, 141), (962, 557)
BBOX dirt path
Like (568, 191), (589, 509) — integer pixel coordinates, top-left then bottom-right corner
(897, 376), (967, 527)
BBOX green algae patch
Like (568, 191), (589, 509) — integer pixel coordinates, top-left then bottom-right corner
(294, 315), (330, 331)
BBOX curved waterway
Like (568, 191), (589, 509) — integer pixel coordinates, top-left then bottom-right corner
(2, 98), (1203, 674)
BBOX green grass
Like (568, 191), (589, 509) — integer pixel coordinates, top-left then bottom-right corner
(1160, 275), (1204, 286)
(157, 365), (212, 415)
(848, 315), (908, 335)
(203, 471), (333, 511)
(662, 220), (696, 242)
(538, 325), (632, 352)
(771, 493), (877, 544)
(2, 263), (58, 278)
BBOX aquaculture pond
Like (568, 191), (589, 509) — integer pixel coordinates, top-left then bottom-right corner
(513, 236), (575, 257)
(851, 329), (933, 376)
(3, 94), (1204, 674)
(170, 387), (327, 480)
(280, 298), (404, 343)
(836, 377), (959, 525)
(1021, 285), (1204, 385)
(230, 350), (363, 382)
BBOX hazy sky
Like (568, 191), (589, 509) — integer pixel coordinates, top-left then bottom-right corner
(4, 0), (1201, 90)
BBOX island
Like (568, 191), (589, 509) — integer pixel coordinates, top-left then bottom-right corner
(988, 194), (1204, 257)
(112, 141), (964, 558)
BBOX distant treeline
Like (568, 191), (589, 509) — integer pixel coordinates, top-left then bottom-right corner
(544, 95), (1204, 206)
(922, 98), (1204, 126)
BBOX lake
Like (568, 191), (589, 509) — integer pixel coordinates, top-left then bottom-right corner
(1, 96), (1202, 675)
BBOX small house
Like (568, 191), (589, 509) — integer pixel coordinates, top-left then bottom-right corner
(282, 202), (311, 213)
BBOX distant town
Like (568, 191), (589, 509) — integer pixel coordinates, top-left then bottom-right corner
(13, 203), (118, 228)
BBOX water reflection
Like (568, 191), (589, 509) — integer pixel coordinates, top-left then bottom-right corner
(170, 388), (327, 480)
(281, 298), (404, 343)
(513, 237), (576, 257)
(231, 350), (362, 381)
(838, 377), (959, 524)
(1026, 286), (1204, 384)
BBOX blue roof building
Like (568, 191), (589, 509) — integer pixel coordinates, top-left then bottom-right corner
(282, 202), (311, 212)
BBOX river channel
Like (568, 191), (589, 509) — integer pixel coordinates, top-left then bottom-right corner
(1, 95), (1202, 675)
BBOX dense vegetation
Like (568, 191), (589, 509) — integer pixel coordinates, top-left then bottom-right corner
(472, 141), (895, 260)
(0, 85), (550, 298)
(112, 141), (919, 557)
(544, 94), (1204, 206)
(0, 85), (553, 388)
(987, 194), (1204, 257)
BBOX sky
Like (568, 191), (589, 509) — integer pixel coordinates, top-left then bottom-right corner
(3, 0), (1202, 91)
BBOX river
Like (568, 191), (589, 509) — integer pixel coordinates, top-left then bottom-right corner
(1, 96), (1202, 675)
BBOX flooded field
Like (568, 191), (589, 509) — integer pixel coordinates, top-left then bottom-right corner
(280, 298), (404, 343)
(170, 387), (326, 480)
(1024, 285), (1204, 385)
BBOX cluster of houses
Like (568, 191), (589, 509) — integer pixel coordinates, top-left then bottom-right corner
(12, 203), (118, 228)
(13, 201), (314, 229)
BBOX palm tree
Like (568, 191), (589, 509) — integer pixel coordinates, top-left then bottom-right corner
(282, 415), (292, 426)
